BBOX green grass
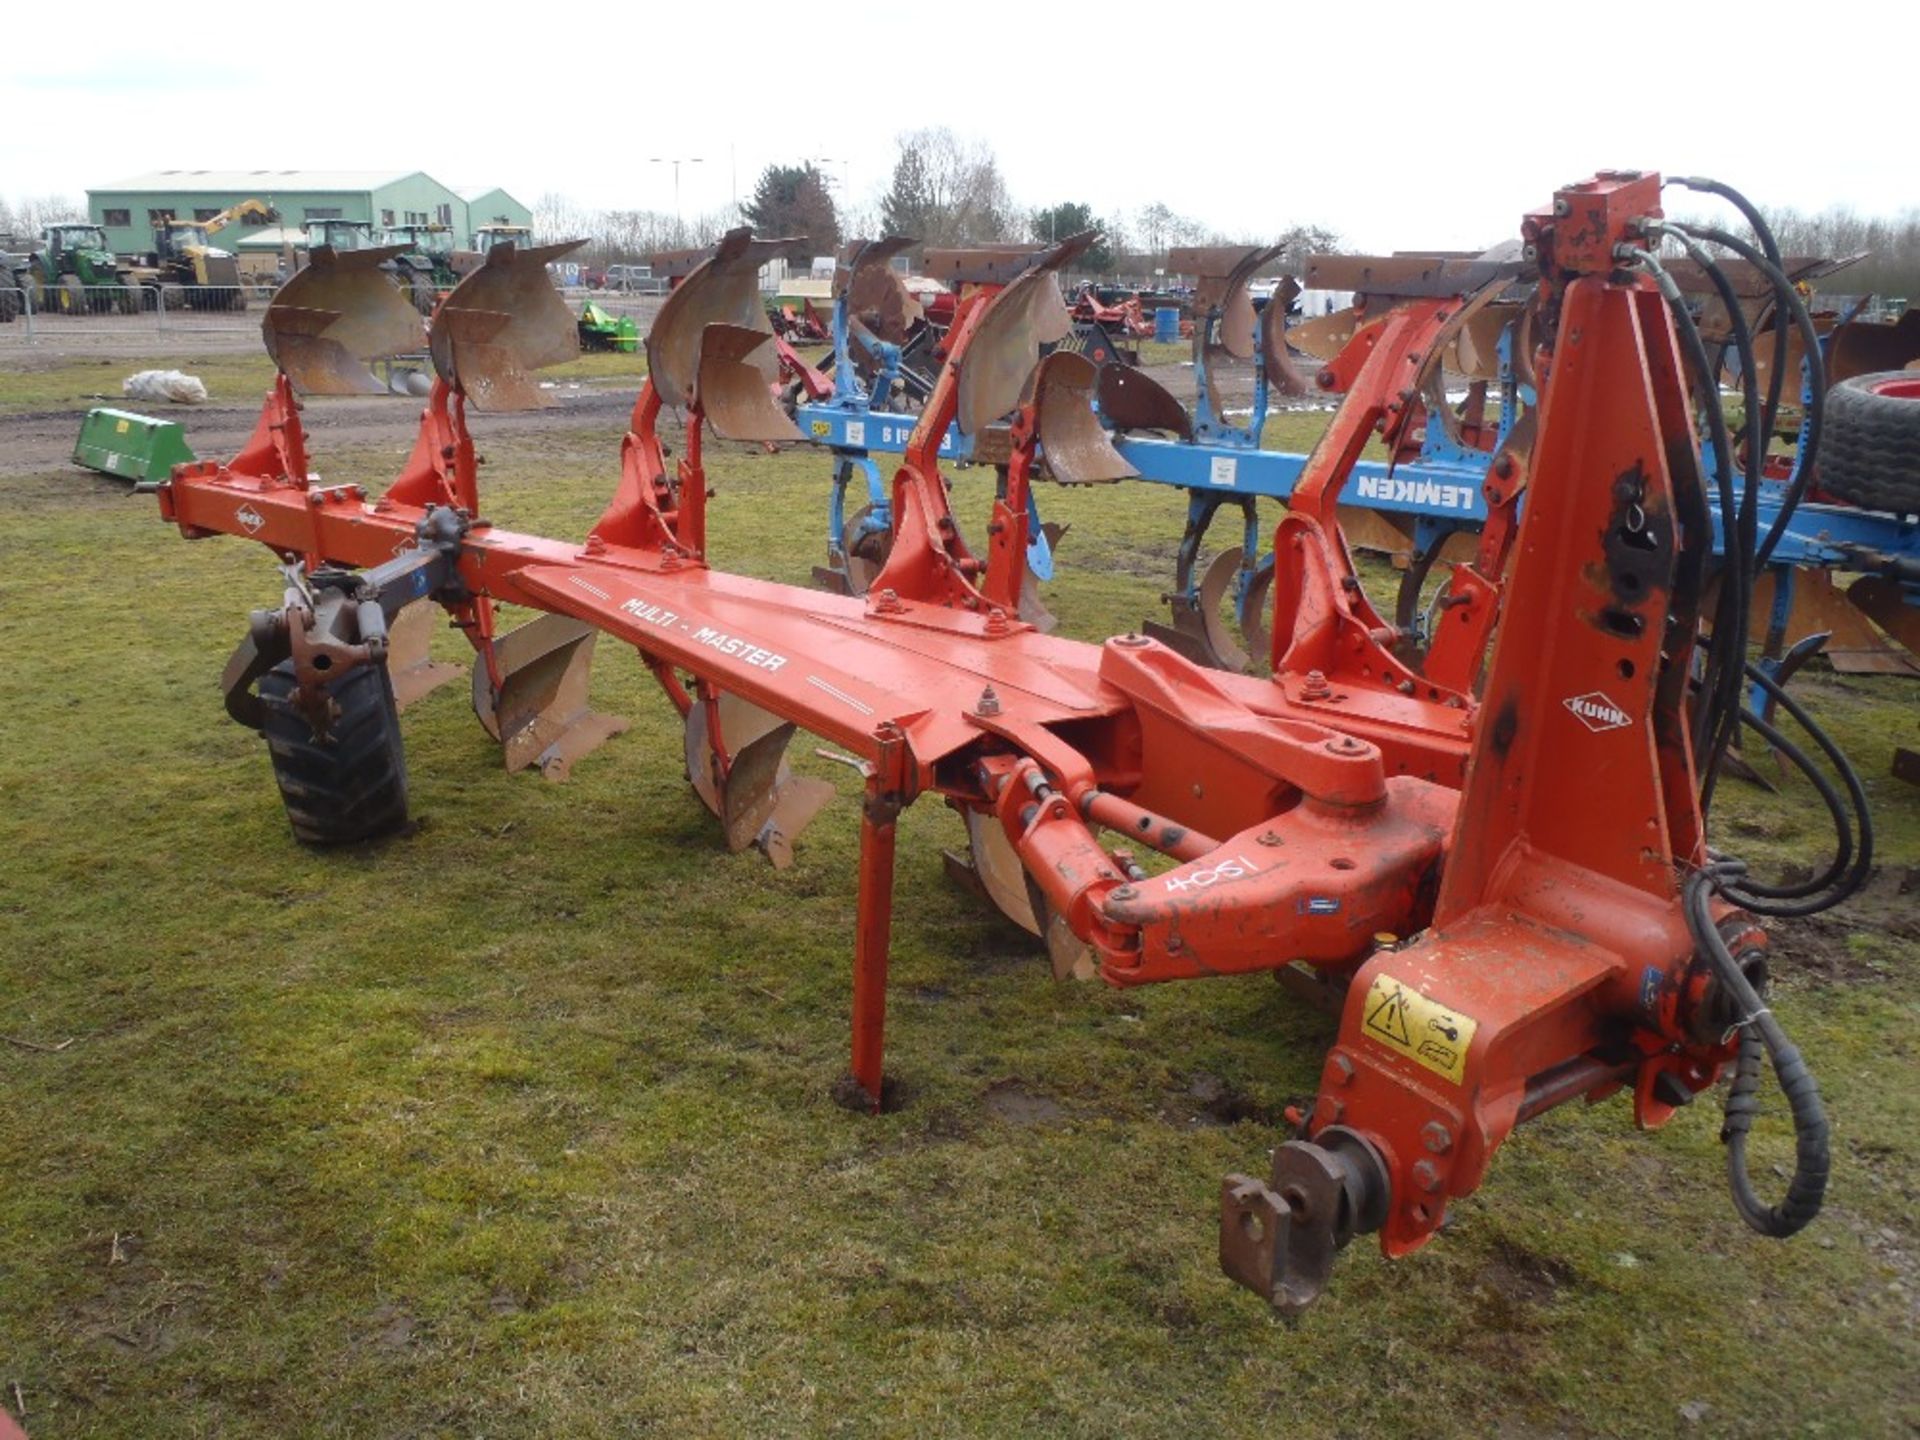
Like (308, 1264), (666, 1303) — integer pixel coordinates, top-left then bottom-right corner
(0, 367), (1916, 1438)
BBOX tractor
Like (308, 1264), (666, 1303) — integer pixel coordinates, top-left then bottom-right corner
(19, 224), (137, 314)
(453, 224), (536, 280)
(126, 199), (275, 311)
(380, 223), (460, 312)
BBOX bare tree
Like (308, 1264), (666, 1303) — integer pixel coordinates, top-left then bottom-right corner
(11, 194), (87, 237)
(880, 128), (1016, 247)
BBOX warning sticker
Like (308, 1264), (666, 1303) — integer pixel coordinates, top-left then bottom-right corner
(1362, 976), (1478, 1086)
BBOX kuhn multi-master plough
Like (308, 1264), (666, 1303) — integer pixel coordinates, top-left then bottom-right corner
(154, 172), (1861, 1312)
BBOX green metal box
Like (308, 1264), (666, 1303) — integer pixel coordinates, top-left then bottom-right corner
(72, 408), (197, 484)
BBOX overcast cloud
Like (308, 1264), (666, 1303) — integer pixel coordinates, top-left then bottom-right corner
(1, 0), (1904, 251)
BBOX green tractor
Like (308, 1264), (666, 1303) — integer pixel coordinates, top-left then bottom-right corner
(379, 223), (459, 313)
(26, 224), (138, 314)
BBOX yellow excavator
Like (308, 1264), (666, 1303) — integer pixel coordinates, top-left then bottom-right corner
(128, 199), (278, 311)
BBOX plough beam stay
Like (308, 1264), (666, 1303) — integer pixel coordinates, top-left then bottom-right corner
(156, 174), (1842, 1314)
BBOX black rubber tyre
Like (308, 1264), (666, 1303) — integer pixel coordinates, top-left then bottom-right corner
(258, 660), (409, 845)
(1820, 371), (1920, 515)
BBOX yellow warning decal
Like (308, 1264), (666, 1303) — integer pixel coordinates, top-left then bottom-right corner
(810, 419), (831, 438)
(115, 419), (130, 433)
(1362, 976), (1478, 1086)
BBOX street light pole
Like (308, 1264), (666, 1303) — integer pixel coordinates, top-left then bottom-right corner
(648, 157), (705, 238)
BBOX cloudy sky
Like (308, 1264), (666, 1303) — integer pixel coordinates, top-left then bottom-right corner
(2, 0), (1905, 251)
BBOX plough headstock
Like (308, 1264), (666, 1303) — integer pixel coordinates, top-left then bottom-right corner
(429, 238), (586, 411)
(262, 245), (425, 396)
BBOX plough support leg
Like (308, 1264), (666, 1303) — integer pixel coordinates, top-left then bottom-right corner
(846, 724), (909, 1110)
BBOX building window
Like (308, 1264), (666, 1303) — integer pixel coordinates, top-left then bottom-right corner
(147, 208), (171, 225)
(193, 208), (220, 222)
(241, 209), (270, 226)
(305, 207), (343, 221)
(103, 209), (130, 227)
(437, 203), (452, 225)
(404, 210), (427, 225)
(381, 209), (395, 226)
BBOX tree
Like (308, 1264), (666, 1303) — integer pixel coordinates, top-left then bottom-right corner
(880, 142), (933, 242)
(743, 164), (841, 265)
(1030, 201), (1113, 271)
(879, 129), (1016, 247)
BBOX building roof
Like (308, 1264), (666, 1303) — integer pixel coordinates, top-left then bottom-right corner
(92, 170), (423, 193)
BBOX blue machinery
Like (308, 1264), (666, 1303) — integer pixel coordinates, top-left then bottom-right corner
(794, 242), (1920, 677)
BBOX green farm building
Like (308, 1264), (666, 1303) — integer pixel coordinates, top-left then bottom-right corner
(85, 170), (532, 256)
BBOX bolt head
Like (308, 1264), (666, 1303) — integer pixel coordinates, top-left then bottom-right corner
(1328, 1052), (1355, 1086)
(1412, 1159), (1442, 1192)
(1421, 1121), (1453, 1155)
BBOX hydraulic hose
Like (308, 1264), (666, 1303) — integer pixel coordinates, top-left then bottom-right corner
(1666, 221), (1827, 568)
(1684, 864), (1830, 1238)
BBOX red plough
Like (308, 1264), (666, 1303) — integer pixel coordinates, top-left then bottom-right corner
(155, 176), (1845, 1311)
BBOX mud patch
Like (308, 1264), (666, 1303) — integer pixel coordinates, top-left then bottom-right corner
(1479, 1236), (1580, 1307)
(1769, 865), (1918, 985)
(1166, 1072), (1278, 1128)
(982, 1079), (1065, 1127)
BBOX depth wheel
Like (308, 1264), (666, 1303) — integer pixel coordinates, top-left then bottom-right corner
(258, 660), (410, 845)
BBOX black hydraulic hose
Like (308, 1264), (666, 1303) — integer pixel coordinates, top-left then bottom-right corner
(1726, 661), (1874, 916)
(1640, 227), (1771, 795)
(1645, 222), (1763, 561)
(1734, 706), (1854, 905)
(1627, 249), (1748, 784)
(1669, 223), (1826, 568)
(1684, 863), (1830, 1238)
(1669, 178), (1793, 471)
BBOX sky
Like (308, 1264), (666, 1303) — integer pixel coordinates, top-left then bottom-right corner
(1, 0), (1907, 253)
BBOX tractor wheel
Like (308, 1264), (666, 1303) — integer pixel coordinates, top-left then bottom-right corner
(257, 659), (410, 846)
(116, 282), (140, 316)
(1821, 371), (1920, 514)
(59, 274), (85, 314)
(409, 274), (436, 316)
(160, 283), (185, 311)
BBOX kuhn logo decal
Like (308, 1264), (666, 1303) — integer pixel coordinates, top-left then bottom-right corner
(235, 504), (265, 534)
(1163, 853), (1259, 896)
(1563, 691), (1631, 733)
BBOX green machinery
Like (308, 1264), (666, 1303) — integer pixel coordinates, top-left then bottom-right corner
(577, 299), (638, 353)
(73, 408), (196, 485)
(17, 225), (137, 313)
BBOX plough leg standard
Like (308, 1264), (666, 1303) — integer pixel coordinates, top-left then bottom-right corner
(155, 173), (1863, 1311)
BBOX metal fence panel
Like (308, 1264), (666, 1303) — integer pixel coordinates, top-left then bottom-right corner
(0, 284), (273, 346)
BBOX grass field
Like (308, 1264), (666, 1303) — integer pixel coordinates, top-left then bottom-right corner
(0, 358), (1915, 1438)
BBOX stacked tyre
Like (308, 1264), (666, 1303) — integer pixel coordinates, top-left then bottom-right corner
(1821, 372), (1920, 515)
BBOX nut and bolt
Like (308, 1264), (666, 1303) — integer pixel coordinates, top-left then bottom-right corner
(1412, 1160), (1442, 1193)
(1421, 1121), (1453, 1155)
(1302, 669), (1331, 700)
(975, 685), (1001, 717)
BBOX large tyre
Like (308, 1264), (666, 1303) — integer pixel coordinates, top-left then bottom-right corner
(258, 659), (410, 845)
(1820, 371), (1920, 515)
(59, 273), (85, 314)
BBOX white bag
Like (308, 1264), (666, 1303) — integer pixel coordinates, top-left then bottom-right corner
(122, 369), (209, 405)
